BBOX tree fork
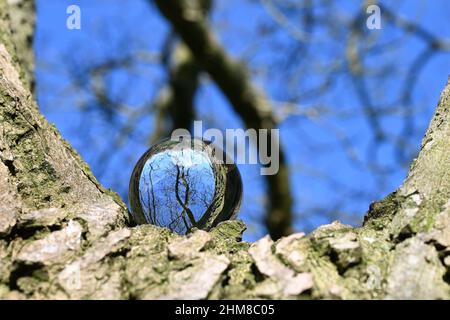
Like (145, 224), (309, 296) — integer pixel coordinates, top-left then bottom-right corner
(1, 0), (450, 299)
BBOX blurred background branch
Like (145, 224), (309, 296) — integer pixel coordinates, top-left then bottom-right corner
(35, 0), (450, 240)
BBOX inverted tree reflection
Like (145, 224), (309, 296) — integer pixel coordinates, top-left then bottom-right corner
(138, 147), (215, 234)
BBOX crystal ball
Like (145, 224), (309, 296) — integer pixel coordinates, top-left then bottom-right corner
(128, 137), (242, 235)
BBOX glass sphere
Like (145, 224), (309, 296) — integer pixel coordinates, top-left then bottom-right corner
(129, 137), (242, 235)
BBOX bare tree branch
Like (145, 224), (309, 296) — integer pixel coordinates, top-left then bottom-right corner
(153, 0), (293, 239)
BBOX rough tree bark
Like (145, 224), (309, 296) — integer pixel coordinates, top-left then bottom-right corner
(1, 0), (450, 299)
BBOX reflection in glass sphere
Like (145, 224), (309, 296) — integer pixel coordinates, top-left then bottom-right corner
(129, 137), (242, 235)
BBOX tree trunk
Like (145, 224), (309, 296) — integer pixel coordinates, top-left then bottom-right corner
(1, 0), (450, 299)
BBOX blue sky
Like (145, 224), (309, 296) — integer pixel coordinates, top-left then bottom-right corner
(35, 0), (450, 241)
